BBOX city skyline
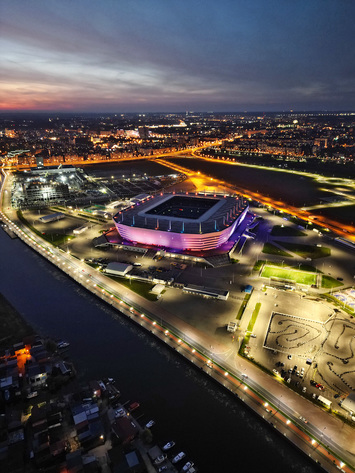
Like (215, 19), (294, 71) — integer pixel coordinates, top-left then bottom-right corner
(1, 0), (355, 113)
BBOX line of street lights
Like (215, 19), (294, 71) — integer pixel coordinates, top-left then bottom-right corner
(0, 173), (353, 473)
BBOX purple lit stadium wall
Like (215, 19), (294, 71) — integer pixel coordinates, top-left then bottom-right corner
(114, 207), (248, 252)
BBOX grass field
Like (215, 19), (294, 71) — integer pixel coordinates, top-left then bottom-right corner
(321, 275), (343, 289)
(262, 242), (293, 257)
(253, 260), (266, 271)
(240, 302), (261, 355)
(261, 265), (317, 285)
(271, 225), (306, 237)
(107, 276), (158, 301)
(274, 241), (331, 259)
(247, 302), (261, 332)
(17, 210), (75, 246)
(236, 293), (251, 320)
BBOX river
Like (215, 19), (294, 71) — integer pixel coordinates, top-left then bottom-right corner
(0, 228), (322, 473)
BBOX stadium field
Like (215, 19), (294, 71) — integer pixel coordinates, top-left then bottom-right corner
(261, 265), (317, 285)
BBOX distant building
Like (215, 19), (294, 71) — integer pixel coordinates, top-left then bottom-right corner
(104, 262), (133, 277)
(341, 393), (355, 414)
(23, 182), (69, 205)
(71, 401), (105, 446)
(36, 155), (44, 168)
(73, 224), (88, 235)
(38, 212), (65, 223)
(138, 126), (150, 140)
(183, 284), (229, 300)
(111, 416), (139, 444)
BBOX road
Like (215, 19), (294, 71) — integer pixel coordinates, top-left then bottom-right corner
(154, 155), (355, 242)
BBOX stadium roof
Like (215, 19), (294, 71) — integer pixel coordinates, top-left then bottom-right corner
(114, 192), (246, 235)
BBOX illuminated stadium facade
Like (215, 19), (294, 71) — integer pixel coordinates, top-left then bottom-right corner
(113, 193), (249, 253)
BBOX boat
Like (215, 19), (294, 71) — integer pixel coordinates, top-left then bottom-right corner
(115, 408), (125, 418)
(154, 454), (167, 465)
(181, 461), (194, 472)
(162, 441), (175, 451)
(145, 420), (155, 428)
(57, 340), (70, 349)
(27, 391), (38, 399)
(172, 452), (186, 464)
(128, 401), (140, 411)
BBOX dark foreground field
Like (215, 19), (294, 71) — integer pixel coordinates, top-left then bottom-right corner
(0, 293), (33, 349)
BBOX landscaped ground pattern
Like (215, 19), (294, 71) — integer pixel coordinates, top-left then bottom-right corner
(264, 312), (355, 394)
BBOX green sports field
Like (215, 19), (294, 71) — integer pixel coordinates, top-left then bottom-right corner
(261, 265), (317, 285)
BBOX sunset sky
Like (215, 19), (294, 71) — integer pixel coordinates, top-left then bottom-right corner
(1, 0), (354, 112)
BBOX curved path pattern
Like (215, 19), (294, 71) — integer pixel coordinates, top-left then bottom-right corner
(265, 312), (355, 393)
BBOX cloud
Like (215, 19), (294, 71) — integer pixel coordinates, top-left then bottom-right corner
(1, 0), (355, 111)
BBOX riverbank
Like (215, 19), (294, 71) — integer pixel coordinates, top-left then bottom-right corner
(2, 216), (352, 473)
(0, 292), (33, 350)
(0, 225), (326, 473)
(1, 169), (351, 473)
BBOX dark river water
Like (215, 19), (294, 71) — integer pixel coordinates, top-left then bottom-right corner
(0, 229), (322, 473)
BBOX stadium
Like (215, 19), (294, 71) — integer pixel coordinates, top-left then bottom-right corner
(112, 192), (249, 253)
